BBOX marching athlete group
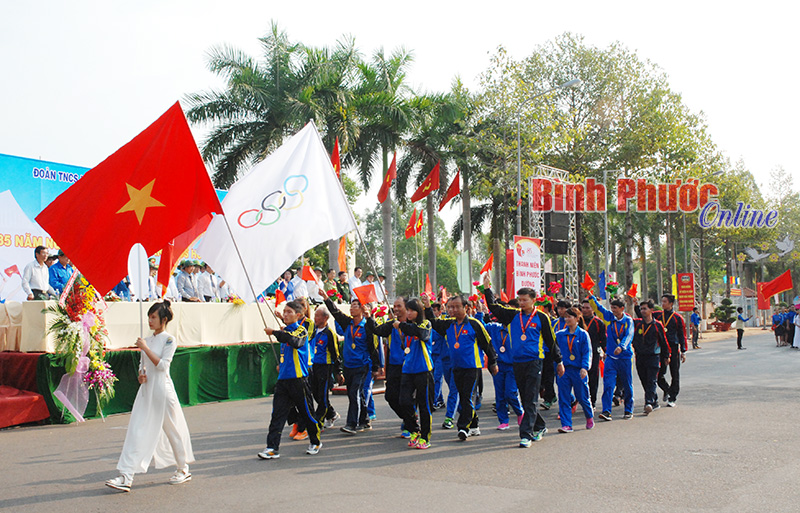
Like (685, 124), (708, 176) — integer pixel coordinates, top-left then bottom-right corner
(105, 273), (692, 492)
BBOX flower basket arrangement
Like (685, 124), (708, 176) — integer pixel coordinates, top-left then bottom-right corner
(605, 281), (619, 296)
(44, 276), (115, 420)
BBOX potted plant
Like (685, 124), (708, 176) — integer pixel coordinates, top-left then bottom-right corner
(710, 298), (736, 332)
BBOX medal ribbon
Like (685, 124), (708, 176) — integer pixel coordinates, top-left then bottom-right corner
(453, 320), (466, 345)
(567, 333), (575, 356)
(613, 321), (625, 344)
(519, 311), (536, 339)
(664, 311), (675, 330)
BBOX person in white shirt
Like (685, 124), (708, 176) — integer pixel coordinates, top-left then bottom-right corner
(306, 268), (324, 304)
(22, 245), (56, 300)
(165, 272), (180, 302)
(290, 270), (308, 299)
(217, 276), (232, 300)
(146, 262), (161, 301)
(197, 264), (220, 303)
(176, 261), (201, 302)
(348, 267), (364, 299)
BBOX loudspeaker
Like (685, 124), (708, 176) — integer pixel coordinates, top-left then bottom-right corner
(545, 225), (569, 241)
(545, 240), (568, 255)
(545, 213), (569, 226)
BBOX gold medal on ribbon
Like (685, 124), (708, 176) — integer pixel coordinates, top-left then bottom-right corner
(454, 342), (460, 349)
(404, 347), (410, 354)
(521, 334), (527, 341)
(569, 354), (576, 361)
(280, 357), (284, 363)
(351, 343), (356, 349)
(499, 346), (506, 353)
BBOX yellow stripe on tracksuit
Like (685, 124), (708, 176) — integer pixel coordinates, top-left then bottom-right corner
(471, 317), (490, 368)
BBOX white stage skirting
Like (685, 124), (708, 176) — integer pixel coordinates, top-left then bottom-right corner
(2, 300), (299, 352)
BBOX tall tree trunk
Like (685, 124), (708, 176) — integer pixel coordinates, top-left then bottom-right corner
(640, 237), (648, 300)
(653, 232), (663, 295)
(593, 247), (600, 279)
(426, 195), (437, 292)
(624, 210), (634, 309)
(492, 199), (502, 293)
(666, 214), (676, 292)
(328, 238), (340, 272)
(380, 150), (394, 299)
(576, 212), (584, 291)
(610, 242), (617, 280)
(700, 233), (708, 317)
(725, 239), (732, 299)
(462, 172), (472, 290)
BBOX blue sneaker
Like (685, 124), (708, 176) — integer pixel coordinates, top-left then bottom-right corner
(532, 427), (547, 441)
(519, 438), (532, 448)
(401, 430), (411, 439)
(369, 414), (377, 421)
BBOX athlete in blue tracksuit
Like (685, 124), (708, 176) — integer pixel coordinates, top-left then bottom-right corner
(431, 315), (446, 407)
(589, 295), (635, 420)
(367, 298), (409, 433)
(555, 308), (594, 431)
(481, 312), (523, 428)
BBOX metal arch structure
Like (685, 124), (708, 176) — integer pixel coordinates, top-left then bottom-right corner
(528, 164), (578, 300)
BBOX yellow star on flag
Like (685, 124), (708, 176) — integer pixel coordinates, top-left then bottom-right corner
(116, 179), (165, 224)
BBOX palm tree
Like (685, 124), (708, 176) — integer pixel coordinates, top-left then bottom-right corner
(346, 47), (415, 298)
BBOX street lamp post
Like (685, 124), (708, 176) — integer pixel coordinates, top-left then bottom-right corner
(603, 169), (622, 284)
(515, 78), (582, 236)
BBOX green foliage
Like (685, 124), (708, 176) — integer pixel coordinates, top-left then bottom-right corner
(713, 298), (736, 324)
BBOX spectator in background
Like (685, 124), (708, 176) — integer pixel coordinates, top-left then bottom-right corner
(279, 270), (295, 301)
(198, 263), (220, 303)
(690, 307), (701, 349)
(306, 268), (324, 304)
(49, 250), (74, 296)
(337, 271), (351, 303)
(22, 246), (56, 300)
(146, 259), (161, 300)
(290, 269), (308, 299)
(177, 260), (201, 302)
(165, 270), (180, 302)
(348, 267), (364, 299)
(323, 269), (338, 297)
(113, 277), (132, 301)
(45, 254), (58, 267)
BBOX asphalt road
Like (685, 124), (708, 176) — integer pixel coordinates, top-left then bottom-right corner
(2, 328), (798, 513)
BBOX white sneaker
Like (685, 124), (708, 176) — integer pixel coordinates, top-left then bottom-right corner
(105, 474), (132, 492)
(324, 413), (340, 429)
(468, 427), (481, 437)
(306, 443), (322, 455)
(169, 468), (192, 485)
(257, 447), (280, 459)
(667, 401), (676, 408)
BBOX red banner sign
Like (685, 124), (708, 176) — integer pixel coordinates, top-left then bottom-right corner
(676, 272), (695, 312)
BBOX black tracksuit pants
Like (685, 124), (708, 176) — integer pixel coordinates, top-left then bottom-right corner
(384, 363), (405, 422)
(267, 378), (319, 450)
(311, 363), (337, 423)
(399, 371), (434, 441)
(635, 353), (660, 407)
(453, 367), (481, 431)
(513, 359), (546, 439)
(657, 343), (681, 401)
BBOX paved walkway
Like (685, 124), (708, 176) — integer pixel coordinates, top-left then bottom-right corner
(1, 328), (798, 512)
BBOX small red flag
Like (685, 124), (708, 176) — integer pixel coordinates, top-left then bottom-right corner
(353, 283), (378, 305)
(405, 209), (418, 239)
(35, 102), (223, 294)
(438, 169), (460, 211)
(331, 137), (341, 179)
(275, 288), (286, 306)
(157, 214), (213, 294)
(440, 286), (448, 301)
(626, 283), (638, 298)
(378, 152), (397, 204)
(480, 253), (493, 275)
(414, 209), (424, 236)
(762, 270), (794, 299)
(411, 162), (440, 203)
(424, 274), (433, 298)
(4, 265), (20, 277)
(580, 271), (595, 291)
(501, 290), (509, 302)
(301, 265), (316, 281)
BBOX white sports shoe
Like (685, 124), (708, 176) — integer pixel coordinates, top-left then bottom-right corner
(468, 427), (481, 437)
(169, 468), (192, 484)
(324, 413), (340, 429)
(306, 443), (322, 455)
(257, 447), (280, 459)
(105, 474), (132, 492)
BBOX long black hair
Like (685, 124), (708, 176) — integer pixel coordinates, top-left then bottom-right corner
(405, 298), (426, 324)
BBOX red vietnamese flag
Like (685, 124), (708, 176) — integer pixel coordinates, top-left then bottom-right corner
(626, 283), (638, 298)
(414, 209), (424, 236)
(405, 209), (418, 239)
(353, 283), (378, 305)
(424, 274), (433, 298)
(338, 234), (347, 272)
(378, 152), (397, 204)
(500, 290), (509, 302)
(35, 102), (223, 294)
(410, 162), (440, 203)
(275, 288), (286, 306)
(331, 137), (341, 179)
(580, 271), (595, 291)
(4, 265), (20, 277)
(762, 270), (794, 299)
(480, 253), (493, 274)
(438, 169), (460, 211)
(156, 214), (213, 294)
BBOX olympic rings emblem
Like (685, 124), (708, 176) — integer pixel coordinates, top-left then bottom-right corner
(237, 175), (309, 229)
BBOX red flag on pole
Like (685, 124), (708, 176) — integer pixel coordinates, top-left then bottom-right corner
(424, 274), (433, 298)
(378, 152), (397, 204)
(626, 283), (638, 298)
(761, 270), (794, 300)
(580, 271), (595, 291)
(410, 162), (440, 203)
(331, 137), (341, 179)
(480, 253), (493, 274)
(301, 266), (316, 281)
(275, 288), (286, 306)
(414, 209), (424, 236)
(500, 290), (509, 302)
(35, 102), (223, 294)
(4, 265), (20, 277)
(353, 284), (379, 305)
(338, 234), (347, 272)
(405, 209), (417, 239)
(156, 213), (213, 294)
(438, 169), (460, 211)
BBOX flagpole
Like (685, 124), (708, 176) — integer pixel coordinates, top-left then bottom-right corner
(137, 251), (144, 339)
(414, 226), (421, 295)
(219, 214), (280, 361)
